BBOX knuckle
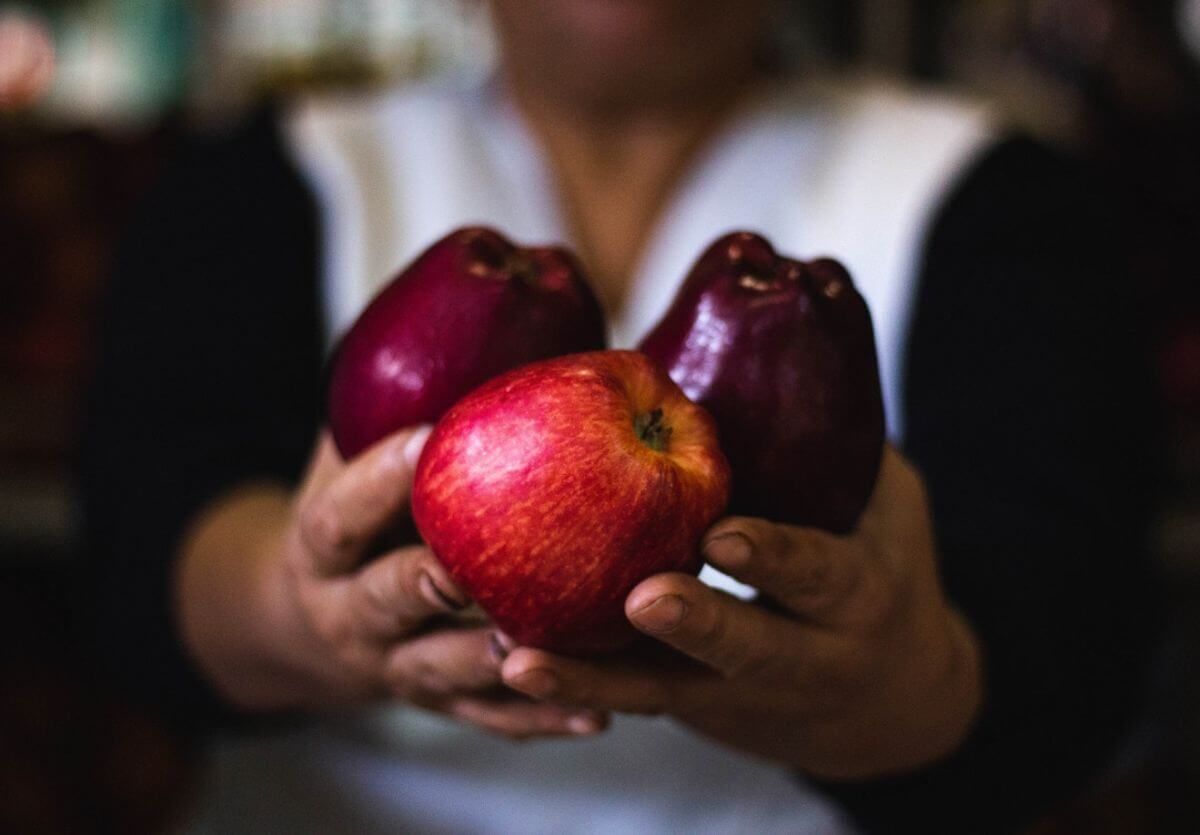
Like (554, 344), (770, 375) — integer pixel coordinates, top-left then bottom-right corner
(410, 656), (451, 695)
(696, 608), (757, 679)
(694, 604), (731, 654)
(301, 496), (348, 558)
(364, 559), (406, 612)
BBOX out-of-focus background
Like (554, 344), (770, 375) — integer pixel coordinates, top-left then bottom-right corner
(1, 1), (1198, 832)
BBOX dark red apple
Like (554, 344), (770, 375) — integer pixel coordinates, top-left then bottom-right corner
(639, 231), (884, 533)
(328, 227), (607, 459)
(412, 350), (730, 654)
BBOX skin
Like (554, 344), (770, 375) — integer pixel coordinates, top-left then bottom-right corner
(488, 0), (984, 776)
(500, 448), (983, 779)
(178, 427), (606, 738)
(177, 0), (984, 771)
(490, 0), (773, 312)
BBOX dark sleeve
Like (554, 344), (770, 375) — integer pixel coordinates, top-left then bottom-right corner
(79, 108), (325, 729)
(814, 136), (1163, 833)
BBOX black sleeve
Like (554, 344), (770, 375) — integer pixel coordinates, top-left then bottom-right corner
(814, 136), (1163, 833)
(79, 108), (325, 728)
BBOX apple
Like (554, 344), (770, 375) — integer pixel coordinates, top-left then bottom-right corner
(639, 231), (884, 534)
(327, 227), (607, 460)
(412, 350), (731, 654)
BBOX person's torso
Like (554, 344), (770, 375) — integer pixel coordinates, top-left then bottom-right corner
(183, 73), (994, 835)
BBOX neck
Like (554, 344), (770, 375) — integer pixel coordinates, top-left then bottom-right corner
(503, 67), (764, 314)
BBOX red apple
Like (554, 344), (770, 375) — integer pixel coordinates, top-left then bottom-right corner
(328, 227), (607, 459)
(639, 232), (885, 533)
(412, 350), (730, 654)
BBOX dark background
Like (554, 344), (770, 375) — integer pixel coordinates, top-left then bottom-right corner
(2, 0), (1199, 832)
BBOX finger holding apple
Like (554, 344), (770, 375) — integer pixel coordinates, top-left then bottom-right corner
(500, 447), (985, 779)
(181, 428), (607, 739)
(207, 223), (615, 737)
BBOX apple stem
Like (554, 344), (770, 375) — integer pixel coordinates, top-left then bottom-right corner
(634, 408), (673, 452)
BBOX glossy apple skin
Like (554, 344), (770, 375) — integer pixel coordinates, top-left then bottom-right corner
(412, 350), (730, 654)
(328, 227), (607, 459)
(639, 232), (885, 534)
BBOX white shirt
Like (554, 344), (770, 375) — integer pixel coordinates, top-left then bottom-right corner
(182, 73), (993, 835)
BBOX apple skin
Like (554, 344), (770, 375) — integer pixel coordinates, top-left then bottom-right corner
(328, 227), (607, 460)
(639, 231), (885, 534)
(412, 350), (731, 654)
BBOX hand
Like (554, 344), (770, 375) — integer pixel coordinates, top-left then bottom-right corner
(499, 447), (982, 777)
(178, 429), (606, 739)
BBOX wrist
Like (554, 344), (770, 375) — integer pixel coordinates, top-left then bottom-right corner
(176, 484), (310, 711)
(884, 604), (984, 773)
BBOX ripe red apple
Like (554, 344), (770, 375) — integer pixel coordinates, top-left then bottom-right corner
(412, 350), (731, 654)
(639, 232), (884, 533)
(327, 227), (607, 460)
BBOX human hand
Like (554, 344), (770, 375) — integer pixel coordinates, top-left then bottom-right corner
(498, 447), (981, 777)
(178, 429), (606, 739)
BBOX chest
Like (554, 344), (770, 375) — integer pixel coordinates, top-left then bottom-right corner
(284, 80), (994, 440)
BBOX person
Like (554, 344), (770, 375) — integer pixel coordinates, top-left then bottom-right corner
(81, 1), (1160, 832)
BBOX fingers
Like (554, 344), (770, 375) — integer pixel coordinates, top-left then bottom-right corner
(384, 627), (505, 698)
(346, 545), (468, 640)
(298, 425), (432, 575)
(624, 573), (792, 679)
(446, 697), (608, 740)
(701, 517), (864, 623)
(384, 630), (608, 738)
(501, 649), (688, 716)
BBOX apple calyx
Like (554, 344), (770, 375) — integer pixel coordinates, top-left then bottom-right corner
(464, 228), (551, 289)
(730, 234), (807, 294)
(634, 408), (673, 452)
(504, 251), (541, 286)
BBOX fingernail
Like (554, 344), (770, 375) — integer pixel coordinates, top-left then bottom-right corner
(631, 595), (688, 633)
(487, 631), (511, 663)
(403, 425), (433, 471)
(510, 669), (558, 699)
(419, 572), (467, 611)
(567, 714), (602, 735)
(703, 532), (752, 568)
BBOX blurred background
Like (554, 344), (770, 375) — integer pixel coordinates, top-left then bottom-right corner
(1, 0), (1198, 832)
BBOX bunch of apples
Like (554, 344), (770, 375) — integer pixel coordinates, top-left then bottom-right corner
(328, 227), (884, 654)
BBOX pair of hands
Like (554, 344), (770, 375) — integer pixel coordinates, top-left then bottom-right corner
(186, 424), (982, 779)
